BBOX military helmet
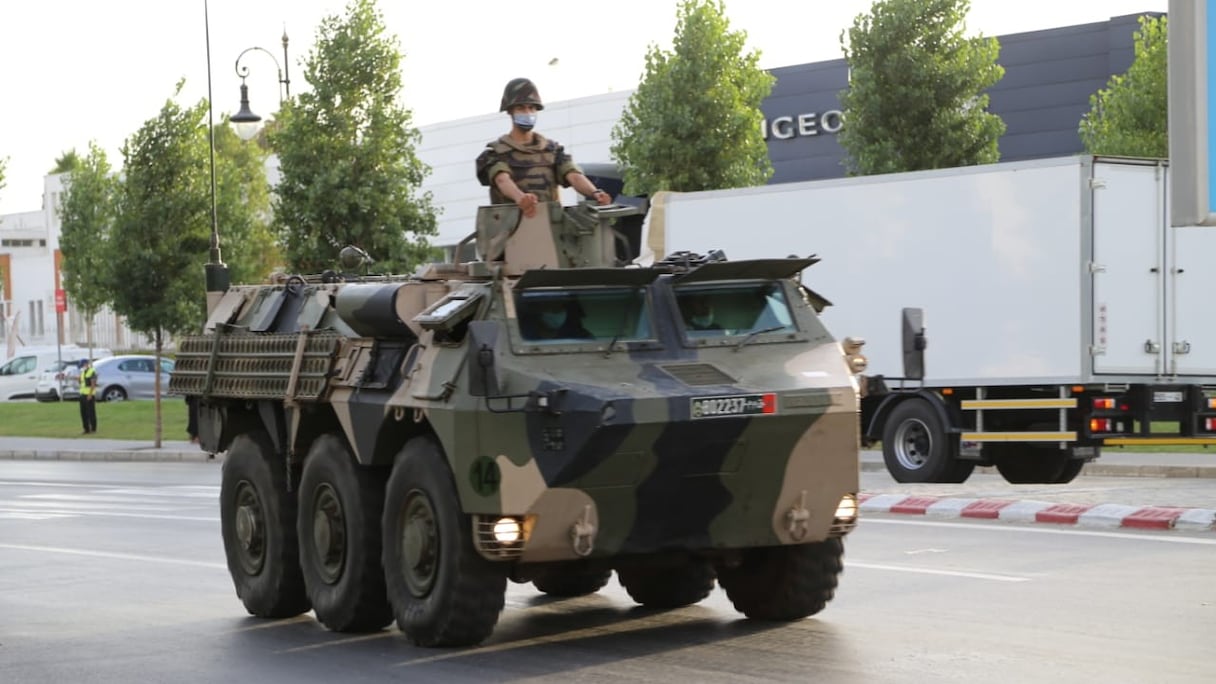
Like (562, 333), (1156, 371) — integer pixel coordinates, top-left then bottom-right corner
(500, 77), (544, 112)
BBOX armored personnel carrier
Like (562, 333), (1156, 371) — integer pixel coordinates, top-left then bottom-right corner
(171, 200), (862, 647)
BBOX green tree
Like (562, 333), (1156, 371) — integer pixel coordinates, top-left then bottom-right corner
(213, 122), (281, 284)
(51, 149), (83, 175)
(110, 83), (212, 447)
(57, 141), (117, 350)
(1079, 15), (1167, 157)
(0, 156), (7, 195)
(611, 0), (774, 195)
(838, 0), (1005, 175)
(271, 0), (437, 274)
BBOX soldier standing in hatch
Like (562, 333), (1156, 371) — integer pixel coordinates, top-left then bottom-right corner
(476, 78), (612, 217)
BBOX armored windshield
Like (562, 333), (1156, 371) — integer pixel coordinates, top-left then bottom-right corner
(674, 282), (796, 338)
(515, 288), (651, 343)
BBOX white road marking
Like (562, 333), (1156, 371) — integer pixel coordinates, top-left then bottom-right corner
(0, 507), (216, 522)
(0, 543), (226, 569)
(848, 561), (1030, 582)
(863, 517), (1216, 545)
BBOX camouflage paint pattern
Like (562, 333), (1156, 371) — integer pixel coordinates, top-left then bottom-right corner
(171, 202), (860, 565)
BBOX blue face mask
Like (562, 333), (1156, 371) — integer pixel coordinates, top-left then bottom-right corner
(541, 310), (566, 329)
(513, 112), (538, 131)
(691, 314), (713, 329)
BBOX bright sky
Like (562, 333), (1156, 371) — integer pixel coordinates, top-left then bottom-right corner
(0, 0), (1167, 214)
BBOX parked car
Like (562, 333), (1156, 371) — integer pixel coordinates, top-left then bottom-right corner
(34, 358), (88, 402)
(93, 355), (176, 401)
(0, 347), (111, 401)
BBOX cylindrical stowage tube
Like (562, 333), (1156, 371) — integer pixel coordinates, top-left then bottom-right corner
(333, 283), (414, 338)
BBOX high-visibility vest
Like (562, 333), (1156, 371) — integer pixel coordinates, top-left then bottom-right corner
(79, 366), (97, 397)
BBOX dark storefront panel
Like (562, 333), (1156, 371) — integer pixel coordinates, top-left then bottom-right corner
(763, 12), (1160, 183)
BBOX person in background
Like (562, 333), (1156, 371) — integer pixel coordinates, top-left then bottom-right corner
(186, 395), (200, 444)
(476, 77), (612, 218)
(78, 359), (98, 434)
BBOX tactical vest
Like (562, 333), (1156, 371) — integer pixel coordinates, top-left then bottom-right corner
(79, 366), (96, 397)
(482, 137), (563, 204)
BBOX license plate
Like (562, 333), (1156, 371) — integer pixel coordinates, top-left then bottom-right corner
(691, 393), (776, 419)
(1153, 391), (1184, 403)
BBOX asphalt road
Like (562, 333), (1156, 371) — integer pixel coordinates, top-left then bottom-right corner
(1, 461), (1213, 683)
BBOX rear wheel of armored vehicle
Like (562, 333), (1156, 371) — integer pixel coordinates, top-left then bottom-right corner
(716, 538), (844, 621)
(220, 430), (310, 618)
(882, 399), (964, 483)
(990, 444), (1083, 484)
(381, 436), (507, 647)
(297, 434), (393, 633)
(617, 559), (716, 609)
(533, 568), (614, 597)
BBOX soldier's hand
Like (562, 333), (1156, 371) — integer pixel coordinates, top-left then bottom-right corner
(517, 193), (539, 217)
(592, 189), (611, 206)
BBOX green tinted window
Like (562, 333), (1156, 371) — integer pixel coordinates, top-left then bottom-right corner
(674, 283), (795, 337)
(515, 288), (650, 343)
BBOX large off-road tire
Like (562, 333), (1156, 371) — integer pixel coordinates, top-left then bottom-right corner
(616, 558), (716, 609)
(989, 444), (1083, 484)
(716, 538), (844, 621)
(220, 430), (310, 618)
(533, 568), (614, 597)
(882, 398), (963, 483)
(297, 434), (393, 633)
(381, 436), (506, 647)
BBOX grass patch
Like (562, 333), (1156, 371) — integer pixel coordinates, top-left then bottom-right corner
(0, 398), (191, 441)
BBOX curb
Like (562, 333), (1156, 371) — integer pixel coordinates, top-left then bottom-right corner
(859, 493), (1216, 532)
(859, 461), (1216, 479)
(0, 450), (221, 463)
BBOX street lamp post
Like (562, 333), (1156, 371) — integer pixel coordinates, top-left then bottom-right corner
(229, 33), (291, 141)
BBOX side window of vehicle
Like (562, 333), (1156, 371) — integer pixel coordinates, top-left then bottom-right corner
(13, 357), (35, 374)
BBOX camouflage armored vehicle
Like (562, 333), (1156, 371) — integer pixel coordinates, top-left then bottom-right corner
(171, 200), (862, 647)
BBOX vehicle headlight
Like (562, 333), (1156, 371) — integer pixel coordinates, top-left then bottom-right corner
(492, 517), (522, 543)
(834, 494), (858, 522)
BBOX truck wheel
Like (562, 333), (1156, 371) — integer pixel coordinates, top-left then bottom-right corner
(882, 398), (958, 482)
(381, 436), (506, 647)
(533, 568), (614, 597)
(297, 434), (392, 633)
(716, 538), (844, 621)
(220, 430), (310, 618)
(617, 558), (716, 608)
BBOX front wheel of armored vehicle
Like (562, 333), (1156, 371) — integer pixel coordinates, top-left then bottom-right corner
(297, 434), (393, 633)
(882, 399), (964, 483)
(533, 568), (614, 597)
(716, 538), (844, 621)
(220, 430), (310, 618)
(381, 436), (507, 647)
(617, 559), (716, 609)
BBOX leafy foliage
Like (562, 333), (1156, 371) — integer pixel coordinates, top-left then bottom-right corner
(610, 0), (774, 194)
(109, 83), (212, 342)
(0, 156), (7, 195)
(838, 0), (1005, 175)
(51, 150), (83, 175)
(1079, 15), (1167, 158)
(57, 141), (117, 323)
(271, 0), (437, 274)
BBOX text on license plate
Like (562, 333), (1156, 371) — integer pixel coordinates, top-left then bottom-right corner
(1153, 391), (1184, 403)
(691, 393), (776, 419)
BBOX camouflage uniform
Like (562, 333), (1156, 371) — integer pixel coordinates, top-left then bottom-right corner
(475, 134), (582, 204)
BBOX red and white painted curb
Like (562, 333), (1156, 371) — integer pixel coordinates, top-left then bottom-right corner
(858, 493), (1216, 532)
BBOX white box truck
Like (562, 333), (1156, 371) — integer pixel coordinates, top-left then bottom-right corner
(647, 155), (1216, 484)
